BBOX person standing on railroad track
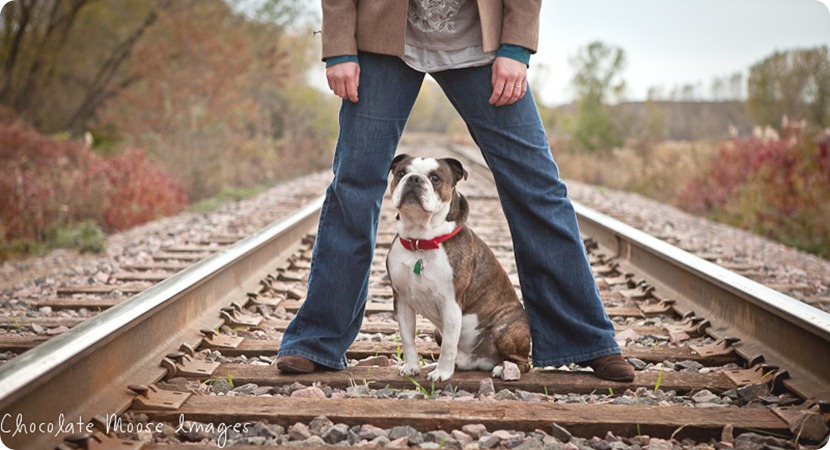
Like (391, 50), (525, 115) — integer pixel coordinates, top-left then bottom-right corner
(276, 0), (635, 382)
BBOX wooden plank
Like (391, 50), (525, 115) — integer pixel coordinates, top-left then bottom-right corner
(212, 340), (738, 365)
(162, 244), (222, 252)
(31, 297), (122, 310)
(56, 283), (149, 296)
(153, 252), (211, 261)
(0, 317), (86, 329)
(605, 307), (647, 317)
(367, 288), (393, 298)
(112, 272), (170, 282)
(0, 335), (50, 352)
(146, 446), (327, 450)
(202, 364), (737, 394)
(133, 396), (788, 441)
(121, 262), (191, 271)
(262, 319), (433, 334)
(206, 235), (246, 245)
(278, 301), (648, 319)
(279, 300), (394, 314)
(261, 319), (668, 337)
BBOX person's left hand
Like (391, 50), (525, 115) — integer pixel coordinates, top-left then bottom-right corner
(489, 56), (527, 107)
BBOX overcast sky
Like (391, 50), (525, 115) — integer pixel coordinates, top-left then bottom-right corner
(308, 0), (830, 106)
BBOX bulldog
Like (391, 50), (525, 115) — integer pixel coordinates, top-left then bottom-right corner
(385, 154), (531, 382)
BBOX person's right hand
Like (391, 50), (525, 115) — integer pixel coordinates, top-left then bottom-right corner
(326, 61), (360, 103)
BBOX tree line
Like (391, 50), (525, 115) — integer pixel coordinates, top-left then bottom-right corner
(565, 42), (830, 153)
(0, 0), (337, 195)
(1, 0), (339, 258)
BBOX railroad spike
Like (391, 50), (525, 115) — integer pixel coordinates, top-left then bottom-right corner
(127, 384), (150, 396)
(130, 384), (190, 411)
(772, 369), (790, 394)
(160, 357), (178, 378)
(90, 415), (110, 434)
(200, 328), (218, 338)
(722, 337), (741, 345)
(746, 354), (765, 368)
(180, 342), (196, 356)
(166, 352), (195, 365)
(63, 433), (91, 445)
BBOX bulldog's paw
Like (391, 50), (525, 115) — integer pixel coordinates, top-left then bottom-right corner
(426, 366), (454, 382)
(399, 363), (420, 377)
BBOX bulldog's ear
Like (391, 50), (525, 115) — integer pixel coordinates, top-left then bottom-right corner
(443, 158), (468, 183)
(389, 153), (410, 173)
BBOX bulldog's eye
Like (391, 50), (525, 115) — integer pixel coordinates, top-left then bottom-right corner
(429, 174), (441, 183)
(396, 170), (406, 178)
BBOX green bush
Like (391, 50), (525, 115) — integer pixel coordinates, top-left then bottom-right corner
(50, 221), (107, 254)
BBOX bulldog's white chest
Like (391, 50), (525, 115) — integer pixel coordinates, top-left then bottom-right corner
(387, 241), (455, 326)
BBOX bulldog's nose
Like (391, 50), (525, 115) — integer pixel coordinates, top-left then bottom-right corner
(407, 176), (423, 185)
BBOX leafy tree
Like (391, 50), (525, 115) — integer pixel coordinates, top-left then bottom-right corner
(99, 0), (336, 200)
(0, 0), (173, 132)
(568, 41), (627, 153)
(746, 46), (830, 128)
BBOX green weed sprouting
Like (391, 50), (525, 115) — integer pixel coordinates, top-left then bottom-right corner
(653, 367), (664, 392)
(202, 370), (235, 389)
(393, 335), (403, 363)
(405, 377), (436, 399)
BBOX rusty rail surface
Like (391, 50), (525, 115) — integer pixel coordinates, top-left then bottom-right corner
(0, 196), (324, 450)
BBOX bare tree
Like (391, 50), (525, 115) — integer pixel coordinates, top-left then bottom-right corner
(0, 0), (172, 132)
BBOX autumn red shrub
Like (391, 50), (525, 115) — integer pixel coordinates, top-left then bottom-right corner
(94, 149), (187, 231)
(1, 112), (187, 249)
(679, 123), (830, 257)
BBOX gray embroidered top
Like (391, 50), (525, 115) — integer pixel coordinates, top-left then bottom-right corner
(401, 0), (496, 72)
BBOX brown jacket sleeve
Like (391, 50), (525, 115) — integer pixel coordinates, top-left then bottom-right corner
(502, 0), (541, 53)
(321, 0), (359, 60)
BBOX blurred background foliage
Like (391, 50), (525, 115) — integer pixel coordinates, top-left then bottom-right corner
(0, 1), (828, 259)
(1, 0), (339, 258)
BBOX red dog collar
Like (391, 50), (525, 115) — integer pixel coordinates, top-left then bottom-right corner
(399, 226), (463, 251)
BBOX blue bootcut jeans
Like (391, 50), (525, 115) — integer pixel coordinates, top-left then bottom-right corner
(277, 52), (620, 369)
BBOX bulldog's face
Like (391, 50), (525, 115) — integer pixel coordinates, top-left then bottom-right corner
(388, 154), (467, 216)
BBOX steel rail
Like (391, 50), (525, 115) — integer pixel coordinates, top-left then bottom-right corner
(454, 143), (830, 403)
(0, 195), (324, 450)
(575, 206), (830, 403)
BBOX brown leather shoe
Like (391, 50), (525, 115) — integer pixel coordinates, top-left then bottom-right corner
(276, 355), (316, 374)
(584, 354), (635, 382)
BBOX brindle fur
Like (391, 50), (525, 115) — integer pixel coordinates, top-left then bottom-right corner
(388, 154), (531, 373)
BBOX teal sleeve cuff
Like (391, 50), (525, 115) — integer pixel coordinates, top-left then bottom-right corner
(496, 44), (531, 67)
(325, 55), (359, 67)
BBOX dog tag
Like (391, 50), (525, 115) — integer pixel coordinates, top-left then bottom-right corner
(414, 259), (424, 275)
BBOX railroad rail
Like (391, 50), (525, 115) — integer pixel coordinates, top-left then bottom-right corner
(0, 141), (829, 449)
